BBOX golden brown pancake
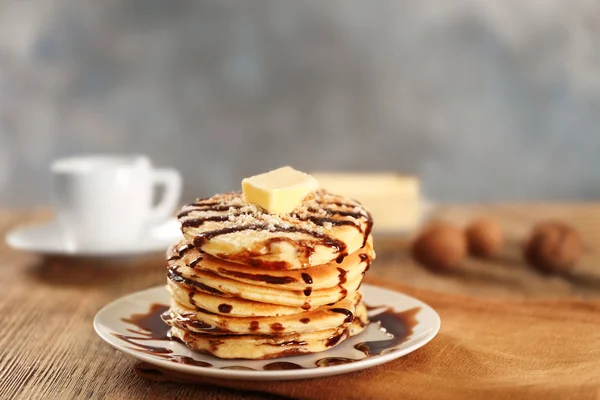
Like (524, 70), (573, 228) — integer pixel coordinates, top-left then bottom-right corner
(166, 271), (363, 315)
(167, 238), (374, 291)
(168, 301), (369, 359)
(178, 190), (373, 269)
(163, 292), (362, 335)
(167, 254), (365, 309)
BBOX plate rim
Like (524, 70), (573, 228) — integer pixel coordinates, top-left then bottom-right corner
(93, 283), (441, 381)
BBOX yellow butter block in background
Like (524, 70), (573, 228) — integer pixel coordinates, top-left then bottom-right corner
(242, 166), (319, 214)
(312, 173), (421, 233)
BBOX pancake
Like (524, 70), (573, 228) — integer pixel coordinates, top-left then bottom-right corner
(167, 280), (303, 317)
(166, 238), (374, 291)
(169, 301), (369, 359)
(167, 256), (364, 308)
(167, 269), (363, 314)
(178, 190), (373, 269)
(163, 292), (362, 335)
(349, 302), (368, 336)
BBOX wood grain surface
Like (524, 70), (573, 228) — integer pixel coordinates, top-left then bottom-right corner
(1, 204), (599, 399)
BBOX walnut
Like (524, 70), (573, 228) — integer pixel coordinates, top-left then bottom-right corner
(524, 221), (582, 273)
(465, 218), (504, 258)
(412, 222), (467, 270)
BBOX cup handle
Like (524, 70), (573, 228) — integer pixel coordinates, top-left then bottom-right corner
(148, 168), (182, 226)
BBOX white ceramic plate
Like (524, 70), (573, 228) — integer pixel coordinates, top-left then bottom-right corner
(94, 283), (440, 381)
(5, 218), (182, 257)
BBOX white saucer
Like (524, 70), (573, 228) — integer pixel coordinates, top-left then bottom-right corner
(94, 283), (440, 381)
(5, 219), (182, 257)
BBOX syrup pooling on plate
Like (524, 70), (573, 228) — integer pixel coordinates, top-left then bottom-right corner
(121, 303), (170, 338)
(355, 306), (421, 356)
(263, 362), (303, 370)
(110, 294), (424, 369)
(111, 304), (190, 362)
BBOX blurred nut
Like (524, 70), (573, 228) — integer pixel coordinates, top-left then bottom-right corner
(524, 221), (582, 273)
(465, 218), (504, 258)
(412, 222), (467, 271)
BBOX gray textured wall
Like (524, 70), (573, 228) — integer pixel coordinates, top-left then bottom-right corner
(1, 0), (599, 207)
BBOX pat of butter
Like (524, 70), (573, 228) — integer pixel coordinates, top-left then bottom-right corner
(242, 166), (319, 214)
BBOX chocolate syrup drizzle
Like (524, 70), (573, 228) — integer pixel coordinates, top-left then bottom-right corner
(189, 257), (202, 269)
(176, 243), (194, 256)
(167, 268), (226, 296)
(337, 267), (348, 298)
(325, 330), (347, 347)
(330, 308), (354, 323)
(218, 304), (233, 313)
(217, 267), (297, 285)
(270, 323), (285, 332)
(169, 312), (230, 334)
(301, 273), (313, 284)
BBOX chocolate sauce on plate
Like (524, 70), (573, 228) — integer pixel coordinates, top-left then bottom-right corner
(121, 304), (170, 339)
(325, 331), (346, 347)
(170, 355), (212, 367)
(315, 357), (358, 367)
(113, 303), (213, 367)
(354, 307), (420, 356)
(263, 362), (303, 370)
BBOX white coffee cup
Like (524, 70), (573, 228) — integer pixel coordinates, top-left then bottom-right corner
(51, 154), (182, 250)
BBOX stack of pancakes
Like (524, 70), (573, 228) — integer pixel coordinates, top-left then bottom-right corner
(162, 190), (375, 359)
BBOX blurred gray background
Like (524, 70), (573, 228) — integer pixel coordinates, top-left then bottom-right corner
(1, 0), (599, 207)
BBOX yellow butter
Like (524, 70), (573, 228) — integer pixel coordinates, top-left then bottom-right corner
(242, 166), (319, 214)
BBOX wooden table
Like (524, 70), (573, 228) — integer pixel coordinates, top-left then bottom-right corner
(1, 204), (599, 399)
